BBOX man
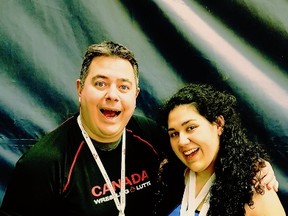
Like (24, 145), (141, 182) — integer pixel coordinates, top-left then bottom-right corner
(0, 41), (278, 216)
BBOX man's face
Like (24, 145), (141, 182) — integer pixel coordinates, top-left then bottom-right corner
(77, 56), (140, 142)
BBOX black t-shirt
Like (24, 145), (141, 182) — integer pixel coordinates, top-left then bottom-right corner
(1, 114), (174, 216)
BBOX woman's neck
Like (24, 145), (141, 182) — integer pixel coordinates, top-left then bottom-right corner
(193, 168), (214, 196)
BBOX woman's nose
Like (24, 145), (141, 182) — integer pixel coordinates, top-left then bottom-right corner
(178, 133), (191, 146)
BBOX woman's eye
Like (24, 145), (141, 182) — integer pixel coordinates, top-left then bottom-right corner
(169, 132), (178, 138)
(187, 125), (196, 131)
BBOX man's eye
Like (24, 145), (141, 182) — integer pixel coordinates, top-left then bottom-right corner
(120, 85), (129, 91)
(95, 81), (106, 87)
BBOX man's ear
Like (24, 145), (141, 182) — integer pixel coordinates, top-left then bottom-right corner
(76, 79), (82, 102)
(216, 115), (225, 135)
(136, 87), (140, 97)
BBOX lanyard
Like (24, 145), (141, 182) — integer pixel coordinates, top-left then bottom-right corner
(180, 171), (215, 216)
(77, 116), (126, 216)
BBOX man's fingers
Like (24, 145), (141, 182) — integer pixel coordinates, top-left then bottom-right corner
(257, 173), (279, 192)
(253, 161), (279, 192)
(271, 179), (279, 192)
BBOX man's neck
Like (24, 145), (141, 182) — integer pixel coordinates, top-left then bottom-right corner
(92, 138), (121, 151)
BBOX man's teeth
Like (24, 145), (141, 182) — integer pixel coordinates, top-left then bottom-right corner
(183, 148), (198, 156)
(100, 109), (121, 117)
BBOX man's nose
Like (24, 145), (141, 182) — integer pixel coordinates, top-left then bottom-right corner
(105, 84), (120, 101)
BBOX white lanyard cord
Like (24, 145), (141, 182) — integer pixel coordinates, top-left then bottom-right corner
(180, 171), (215, 216)
(77, 116), (126, 216)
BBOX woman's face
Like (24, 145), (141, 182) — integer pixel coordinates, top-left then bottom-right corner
(167, 104), (223, 176)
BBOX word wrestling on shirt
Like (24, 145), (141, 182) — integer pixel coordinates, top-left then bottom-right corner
(92, 169), (151, 205)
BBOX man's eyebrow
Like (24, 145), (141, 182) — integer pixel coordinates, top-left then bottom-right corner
(119, 78), (133, 84)
(92, 75), (108, 81)
(91, 76), (132, 82)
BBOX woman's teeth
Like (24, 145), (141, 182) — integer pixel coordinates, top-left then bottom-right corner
(184, 148), (198, 156)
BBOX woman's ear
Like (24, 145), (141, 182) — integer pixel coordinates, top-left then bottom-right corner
(216, 115), (225, 135)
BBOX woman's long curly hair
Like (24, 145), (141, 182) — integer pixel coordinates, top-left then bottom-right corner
(161, 83), (269, 216)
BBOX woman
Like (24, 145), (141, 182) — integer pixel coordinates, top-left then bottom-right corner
(159, 83), (285, 216)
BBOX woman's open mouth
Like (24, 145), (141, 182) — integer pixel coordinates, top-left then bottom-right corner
(183, 147), (199, 158)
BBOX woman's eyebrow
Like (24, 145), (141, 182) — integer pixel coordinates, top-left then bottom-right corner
(167, 119), (196, 131)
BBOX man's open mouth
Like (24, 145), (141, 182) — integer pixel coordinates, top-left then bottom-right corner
(100, 109), (121, 118)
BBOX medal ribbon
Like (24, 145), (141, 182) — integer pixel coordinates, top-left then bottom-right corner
(180, 171), (215, 216)
(77, 116), (126, 216)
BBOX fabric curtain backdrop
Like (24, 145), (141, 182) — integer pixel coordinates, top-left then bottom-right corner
(0, 0), (287, 210)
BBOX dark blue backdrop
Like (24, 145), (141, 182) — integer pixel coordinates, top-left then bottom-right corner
(0, 0), (287, 211)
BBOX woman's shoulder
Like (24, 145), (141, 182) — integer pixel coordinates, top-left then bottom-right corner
(245, 187), (286, 216)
